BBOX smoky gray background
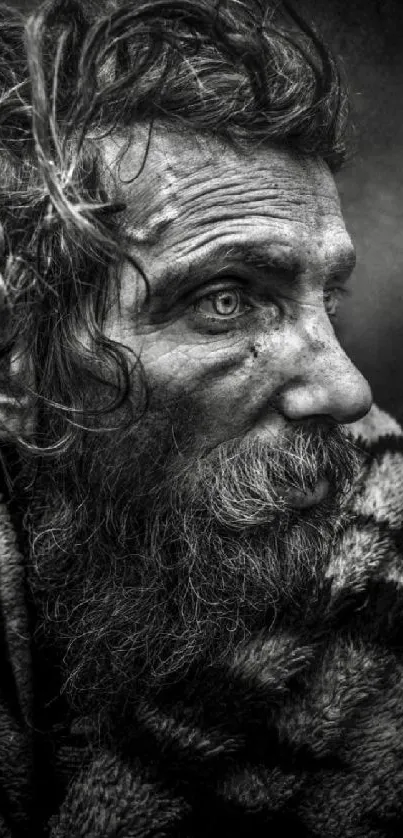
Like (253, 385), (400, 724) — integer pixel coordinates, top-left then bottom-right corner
(11, 0), (403, 424)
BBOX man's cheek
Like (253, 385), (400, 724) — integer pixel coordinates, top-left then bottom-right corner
(140, 336), (238, 391)
(140, 340), (280, 443)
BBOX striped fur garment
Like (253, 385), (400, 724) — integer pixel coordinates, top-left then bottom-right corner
(1, 405), (403, 837)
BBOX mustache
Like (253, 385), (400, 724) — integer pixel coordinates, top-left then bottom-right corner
(161, 423), (361, 531)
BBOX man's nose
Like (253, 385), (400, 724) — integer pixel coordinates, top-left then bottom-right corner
(278, 320), (372, 425)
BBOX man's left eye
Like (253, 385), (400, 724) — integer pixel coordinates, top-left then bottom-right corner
(194, 288), (249, 319)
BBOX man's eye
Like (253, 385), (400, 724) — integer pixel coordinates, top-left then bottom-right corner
(324, 286), (349, 320)
(194, 288), (248, 319)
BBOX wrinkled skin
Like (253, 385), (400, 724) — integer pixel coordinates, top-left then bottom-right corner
(27, 128), (374, 712)
(104, 126), (372, 467)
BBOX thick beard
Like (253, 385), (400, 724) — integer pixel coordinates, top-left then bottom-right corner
(24, 417), (360, 718)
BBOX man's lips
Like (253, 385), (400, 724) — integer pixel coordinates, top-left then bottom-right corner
(283, 478), (330, 509)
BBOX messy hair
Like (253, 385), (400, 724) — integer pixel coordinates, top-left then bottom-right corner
(0, 0), (349, 457)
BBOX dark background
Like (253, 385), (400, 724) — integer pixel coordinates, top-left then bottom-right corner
(10, 0), (403, 424)
(303, 0), (403, 425)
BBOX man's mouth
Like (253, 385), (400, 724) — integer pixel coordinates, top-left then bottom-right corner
(283, 478), (330, 510)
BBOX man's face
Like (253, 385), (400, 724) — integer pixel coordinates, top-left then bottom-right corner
(105, 126), (371, 507)
(29, 127), (372, 712)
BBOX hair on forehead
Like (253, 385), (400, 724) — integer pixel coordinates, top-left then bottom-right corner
(0, 0), (348, 462)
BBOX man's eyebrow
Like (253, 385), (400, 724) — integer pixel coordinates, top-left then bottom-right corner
(154, 242), (298, 289)
(329, 247), (356, 280)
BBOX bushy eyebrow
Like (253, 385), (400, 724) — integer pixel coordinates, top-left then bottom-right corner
(151, 239), (356, 292)
(153, 241), (300, 291)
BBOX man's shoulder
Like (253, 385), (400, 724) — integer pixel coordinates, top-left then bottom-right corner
(348, 404), (403, 528)
(328, 404), (403, 593)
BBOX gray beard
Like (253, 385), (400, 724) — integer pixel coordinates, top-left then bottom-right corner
(25, 419), (360, 718)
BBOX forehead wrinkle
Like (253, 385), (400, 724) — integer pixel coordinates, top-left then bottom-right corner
(156, 137), (341, 230)
(112, 136), (182, 246)
(124, 204), (178, 246)
(161, 170), (340, 236)
(123, 174), (180, 246)
(118, 129), (341, 247)
(112, 126), (347, 280)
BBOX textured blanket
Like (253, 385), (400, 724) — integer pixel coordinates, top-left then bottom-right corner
(1, 404), (403, 837)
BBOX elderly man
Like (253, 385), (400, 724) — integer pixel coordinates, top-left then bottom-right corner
(1, 0), (403, 835)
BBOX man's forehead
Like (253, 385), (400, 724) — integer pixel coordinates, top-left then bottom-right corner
(101, 124), (352, 275)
